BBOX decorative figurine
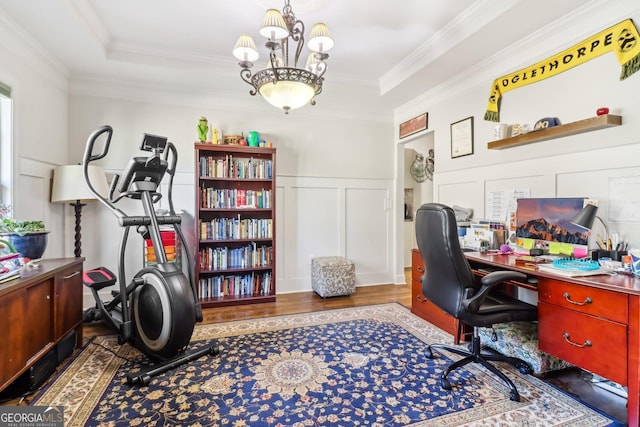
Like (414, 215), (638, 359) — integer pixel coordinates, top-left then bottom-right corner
(197, 116), (209, 143)
(511, 123), (523, 136)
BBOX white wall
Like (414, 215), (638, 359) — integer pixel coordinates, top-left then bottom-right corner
(394, 0), (640, 278)
(0, 10), (70, 259)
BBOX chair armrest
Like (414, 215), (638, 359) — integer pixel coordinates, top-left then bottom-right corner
(464, 270), (527, 313)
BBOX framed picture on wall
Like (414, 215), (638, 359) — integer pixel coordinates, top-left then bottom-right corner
(399, 113), (428, 139)
(450, 116), (474, 158)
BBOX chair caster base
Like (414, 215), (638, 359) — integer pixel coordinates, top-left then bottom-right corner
(517, 363), (533, 375)
(509, 390), (521, 402)
(442, 378), (452, 390)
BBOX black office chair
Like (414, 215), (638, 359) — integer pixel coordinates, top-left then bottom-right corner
(415, 203), (538, 402)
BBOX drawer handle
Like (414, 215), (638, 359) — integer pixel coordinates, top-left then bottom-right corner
(563, 332), (592, 348)
(563, 292), (592, 306)
(62, 271), (81, 280)
(416, 295), (427, 303)
(417, 266), (424, 273)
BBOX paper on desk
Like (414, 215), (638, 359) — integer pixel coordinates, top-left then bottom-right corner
(537, 264), (608, 277)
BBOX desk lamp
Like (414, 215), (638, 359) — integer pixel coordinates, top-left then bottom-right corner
(570, 203), (609, 251)
(51, 164), (109, 257)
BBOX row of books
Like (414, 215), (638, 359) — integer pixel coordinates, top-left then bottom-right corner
(198, 271), (272, 299)
(199, 217), (273, 241)
(199, 155), (273, 179)
(199, 244), (273, 271)
(200, 187), (272, 209)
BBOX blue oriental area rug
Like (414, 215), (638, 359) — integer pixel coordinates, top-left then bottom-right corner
(33, 304), (615, 426)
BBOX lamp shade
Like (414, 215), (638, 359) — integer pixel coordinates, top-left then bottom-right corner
(51, 164), (109, 203)
(259, 9), (289, 40)
(570, 203), (598, 230)
(307, 23), (334, 52)
(233, 35), (259, 62)
(305, 53), (319, 73)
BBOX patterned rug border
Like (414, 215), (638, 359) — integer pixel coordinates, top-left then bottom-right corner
(33, 303), (615, 426)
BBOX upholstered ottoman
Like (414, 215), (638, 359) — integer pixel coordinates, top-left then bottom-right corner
(311, 256), (356, 298)
(479, 321), (573, 375)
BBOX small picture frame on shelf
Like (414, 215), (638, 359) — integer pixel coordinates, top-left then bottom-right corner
(450, 116), (474, 158)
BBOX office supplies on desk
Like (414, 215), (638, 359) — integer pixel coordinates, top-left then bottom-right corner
(552, 258), (600, 271)
(515, 256), (552, 266)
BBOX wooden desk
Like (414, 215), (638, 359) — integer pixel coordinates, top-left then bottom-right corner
(0, 258), (84, 392)
(465, 251), (640, 427)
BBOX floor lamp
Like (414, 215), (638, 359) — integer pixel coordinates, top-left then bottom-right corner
(51, 164), (109, 258)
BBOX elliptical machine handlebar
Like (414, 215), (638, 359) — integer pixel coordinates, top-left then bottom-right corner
(83, 125), (129, 221)
(85, 124), (113, 162)
(163, 142), (177, 177)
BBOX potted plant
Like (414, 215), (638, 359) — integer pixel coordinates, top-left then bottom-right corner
(0, 203), (49, 259)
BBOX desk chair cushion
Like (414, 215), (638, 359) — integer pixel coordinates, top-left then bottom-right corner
(479, 322), (573, 375)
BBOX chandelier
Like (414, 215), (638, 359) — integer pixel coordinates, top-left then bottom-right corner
(232, 0), (334, 114)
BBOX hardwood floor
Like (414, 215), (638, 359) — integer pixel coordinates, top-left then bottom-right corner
(4, 278), (628, 423)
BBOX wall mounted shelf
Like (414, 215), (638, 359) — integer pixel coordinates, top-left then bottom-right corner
(487, 114), (622, 150)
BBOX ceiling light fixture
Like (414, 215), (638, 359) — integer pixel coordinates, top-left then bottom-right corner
(233, 0), (334, 114)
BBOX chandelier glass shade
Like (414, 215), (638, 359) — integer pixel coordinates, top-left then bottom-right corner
(233, 0), (334, 114)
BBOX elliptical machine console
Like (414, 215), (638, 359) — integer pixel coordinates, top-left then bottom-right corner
(82, 125), (218, 385)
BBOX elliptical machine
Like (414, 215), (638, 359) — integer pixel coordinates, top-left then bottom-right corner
(82, 125), (218, 385)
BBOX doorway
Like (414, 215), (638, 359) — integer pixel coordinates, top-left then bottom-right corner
(400, 132), (434, 270)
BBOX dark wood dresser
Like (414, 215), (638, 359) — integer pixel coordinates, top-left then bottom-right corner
(0, 258), (83, 392)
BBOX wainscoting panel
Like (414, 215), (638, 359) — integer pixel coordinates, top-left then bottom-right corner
(345, 187), (392, 284)
(18, 157), (63, 258)
(276, 176), (394, 294)
(285, 185), (340, 281)
(432, 143), (640, 249)
(79, 172), (394, 305)
(436, 180), (483, 215)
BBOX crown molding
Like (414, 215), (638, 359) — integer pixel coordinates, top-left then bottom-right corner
(394, 0), (640, 121)
(380, 0), (519, 95)
(0, 9), (68, 90)
(69, 74), (391, 123)
(69, 0), (110, 48)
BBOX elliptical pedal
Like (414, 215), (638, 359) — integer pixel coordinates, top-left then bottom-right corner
(83, 267), (117, 291)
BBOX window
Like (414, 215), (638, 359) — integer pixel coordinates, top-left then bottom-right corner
(0, 82), (12, 209)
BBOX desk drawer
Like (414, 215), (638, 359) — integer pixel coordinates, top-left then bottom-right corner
(538, 302), (627, 385)
(538, 278), (628, 324)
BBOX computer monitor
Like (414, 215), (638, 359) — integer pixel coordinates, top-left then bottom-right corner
(515, 197), (589, 247)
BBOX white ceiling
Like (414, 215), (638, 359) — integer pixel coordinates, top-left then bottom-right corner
(0, 0), (588, 117)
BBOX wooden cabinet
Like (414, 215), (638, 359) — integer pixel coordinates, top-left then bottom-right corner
(0, 258), (83, 392)
(410, 249), (470, 344)
(54, 267), (83, 338)
(195, 143), (276, 308)
(537, 277), (628, 385)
